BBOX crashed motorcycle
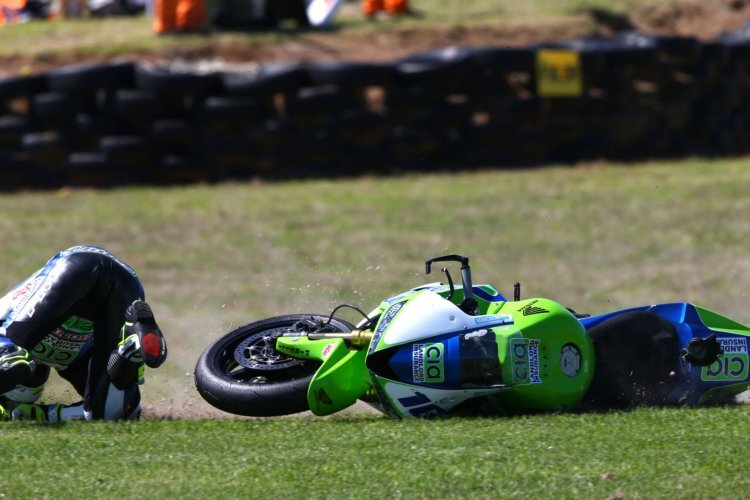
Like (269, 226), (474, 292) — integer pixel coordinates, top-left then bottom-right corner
(194, 255), (749, 418)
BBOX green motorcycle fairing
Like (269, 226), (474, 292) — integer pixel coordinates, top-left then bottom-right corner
(276, 336), (370, 416)
(275, 285), (595, 419)
(365, 289), (595, 418)
(487, 298), (595, 412)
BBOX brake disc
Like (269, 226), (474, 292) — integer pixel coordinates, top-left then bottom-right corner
(233, 329), (304, 371)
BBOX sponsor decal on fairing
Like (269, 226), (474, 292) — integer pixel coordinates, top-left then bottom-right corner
(701, 337), (749, 382)
(411, 343), (444, 383)
(510, 338), (542, 385)
(474, 314), (514, 326)
(369, 300), (406, 354)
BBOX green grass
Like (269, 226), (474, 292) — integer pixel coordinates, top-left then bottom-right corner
(0, 0), (649, 59)
(2, 158), (750, 409)
(3, 159), (750, 496)
(3, 407), (750, 498)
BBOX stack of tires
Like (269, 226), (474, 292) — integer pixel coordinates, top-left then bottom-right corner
(388, 47), (479, 170)
(214, 62), (306, 179)
(5, 30), (750, 190)
(714, 26), (750, 156)
(1, 74), (49, 189)
(35, 63), (137, 186)
(305, 61), (396, 176)
(0, 62), (227, 188)
(465, 47), (544, 167)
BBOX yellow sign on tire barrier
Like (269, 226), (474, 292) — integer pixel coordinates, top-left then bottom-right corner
(536, 49), (583, 98)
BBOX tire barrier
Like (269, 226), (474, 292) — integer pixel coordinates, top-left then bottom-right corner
(4, 29), (750, 190)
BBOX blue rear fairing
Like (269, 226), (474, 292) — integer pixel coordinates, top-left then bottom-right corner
(581, 302), (750, 404)
(580, 302), (745, 348)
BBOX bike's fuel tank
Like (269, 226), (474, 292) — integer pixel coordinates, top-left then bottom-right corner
(366, 290), (595, 418)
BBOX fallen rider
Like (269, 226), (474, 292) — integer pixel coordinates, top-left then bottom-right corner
(0, 246), (167, 421)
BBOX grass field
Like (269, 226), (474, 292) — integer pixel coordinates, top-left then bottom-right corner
(3, 407), (750, 497)
(3, 0), (750, 495)
(3, 158), (750, 409)
(2, 158), (750, 496)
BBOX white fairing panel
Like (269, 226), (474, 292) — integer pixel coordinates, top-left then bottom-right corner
(382, 291), (472, 346)
(381, 291), (513, 346)
(384, 380), (506, 418)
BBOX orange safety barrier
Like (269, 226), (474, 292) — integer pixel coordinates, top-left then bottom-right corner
(1, 0), (26, 24)
(1, 0), (25, 9)
(153, 0), (204, 33)
(362, 0), (407, 16)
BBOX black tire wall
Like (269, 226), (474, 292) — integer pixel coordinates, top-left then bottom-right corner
(2, 32), (750, 190)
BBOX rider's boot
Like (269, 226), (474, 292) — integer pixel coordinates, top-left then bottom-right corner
(7, 403), (58, 422)
(122, 300), (167, 368)
(5, 402), (90, 422)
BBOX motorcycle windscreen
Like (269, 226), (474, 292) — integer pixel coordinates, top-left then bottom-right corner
(369, 327), (504, 390)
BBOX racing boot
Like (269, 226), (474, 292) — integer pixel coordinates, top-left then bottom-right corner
(8, 403), (56, 422)
(123, 300), (167, 368)
(6, 402), (87, 422)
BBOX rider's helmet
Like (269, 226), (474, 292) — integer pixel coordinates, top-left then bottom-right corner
(0, 338), (50, 404)
(1, 364), (50, 403)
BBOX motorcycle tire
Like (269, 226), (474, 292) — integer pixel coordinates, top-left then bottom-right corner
(194, 314), (355, 417)
(48, 62), (135, 92)
(0, 74), (48, 100)
(223, 62), (310, 99)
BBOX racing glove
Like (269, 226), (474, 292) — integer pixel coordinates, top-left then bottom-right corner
(107, 333), (146, 389)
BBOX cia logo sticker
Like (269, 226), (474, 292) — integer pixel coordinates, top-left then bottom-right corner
(560, 345), (581, 377)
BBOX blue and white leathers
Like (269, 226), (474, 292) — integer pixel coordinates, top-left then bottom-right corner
(0, 246), (148, 421)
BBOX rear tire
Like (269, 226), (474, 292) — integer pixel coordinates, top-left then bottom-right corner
(194, 314), (354, 416)
(582, 310), (680, 409)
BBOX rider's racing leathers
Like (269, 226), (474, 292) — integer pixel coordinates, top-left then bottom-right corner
(0, 246), (167, 421)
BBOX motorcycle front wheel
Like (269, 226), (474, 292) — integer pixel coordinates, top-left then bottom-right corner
(194, 314), (355, 417)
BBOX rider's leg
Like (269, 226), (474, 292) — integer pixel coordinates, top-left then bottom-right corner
(6, 354), (143, 422)
(10, 302), (151, 422)
(4, 253), (103, 351)
(84, 267), (165, 420)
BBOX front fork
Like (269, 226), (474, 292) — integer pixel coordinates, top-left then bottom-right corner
(274, 329), (374, 350)
(274, 329), (375, 416)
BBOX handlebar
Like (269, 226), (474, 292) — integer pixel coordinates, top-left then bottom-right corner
(425, 254), (476, 312)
